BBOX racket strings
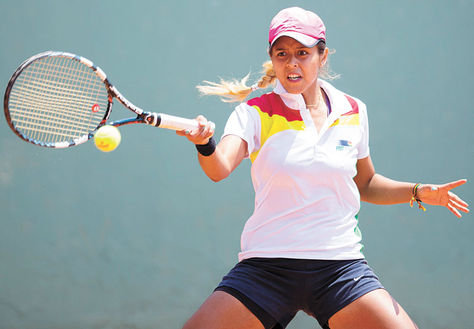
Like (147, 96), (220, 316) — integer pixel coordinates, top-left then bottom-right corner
(10, 58), (100, 142)
(8, 55), (109, 144)
(40, 56), (105, 141)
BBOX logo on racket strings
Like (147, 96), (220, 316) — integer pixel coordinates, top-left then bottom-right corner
(91, 104), (100, 113)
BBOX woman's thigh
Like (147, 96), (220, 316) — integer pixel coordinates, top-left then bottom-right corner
(182, 290), (265, 329)
(328, 289), (418, 329)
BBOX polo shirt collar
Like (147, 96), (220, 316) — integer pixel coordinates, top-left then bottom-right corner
(273, 80), (307, 110)
(273, 79), (350, 117)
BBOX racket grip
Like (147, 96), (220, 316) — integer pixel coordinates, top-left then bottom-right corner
(146, 113), (215, 131)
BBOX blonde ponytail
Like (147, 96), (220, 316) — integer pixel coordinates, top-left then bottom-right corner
(196, 61), (277, 103)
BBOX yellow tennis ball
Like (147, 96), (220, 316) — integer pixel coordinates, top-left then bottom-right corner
(94, 125), (121, 152)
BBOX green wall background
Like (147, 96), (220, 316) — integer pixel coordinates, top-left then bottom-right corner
(0, 1), (472, 328)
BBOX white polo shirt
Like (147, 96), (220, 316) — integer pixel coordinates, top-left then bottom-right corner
(223, 79), (369, 261)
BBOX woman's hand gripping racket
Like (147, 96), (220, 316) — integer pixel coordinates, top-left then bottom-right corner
(3, 51), (214, 148)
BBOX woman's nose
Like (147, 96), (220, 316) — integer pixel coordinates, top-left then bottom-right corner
(286, 56), (298, 67)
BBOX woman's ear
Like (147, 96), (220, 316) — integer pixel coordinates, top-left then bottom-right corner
(320, 47), (329, 67)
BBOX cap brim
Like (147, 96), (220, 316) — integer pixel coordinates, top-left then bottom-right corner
(270, 31), (323, 48)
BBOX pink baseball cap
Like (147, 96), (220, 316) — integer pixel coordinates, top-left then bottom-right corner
(269, 7), (326, 48)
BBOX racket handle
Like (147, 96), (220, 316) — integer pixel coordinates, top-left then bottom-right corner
(146, 113), (215, 131)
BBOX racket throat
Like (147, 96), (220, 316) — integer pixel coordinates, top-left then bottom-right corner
(144, 112), (162, 127)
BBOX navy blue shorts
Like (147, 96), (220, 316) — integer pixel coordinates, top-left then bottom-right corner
(215, 258), (384, 329)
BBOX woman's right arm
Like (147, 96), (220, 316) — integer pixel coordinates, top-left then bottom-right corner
(198, 134), (247, 182)
(176, 115), (248, 182)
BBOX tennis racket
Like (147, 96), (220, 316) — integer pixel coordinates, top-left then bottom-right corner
(3, 51), (214, 148)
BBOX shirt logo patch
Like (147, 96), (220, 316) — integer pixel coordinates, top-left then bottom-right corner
(336, 140), (352, 151)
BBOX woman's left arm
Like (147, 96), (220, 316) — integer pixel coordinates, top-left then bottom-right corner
(354, 156), (470, 218)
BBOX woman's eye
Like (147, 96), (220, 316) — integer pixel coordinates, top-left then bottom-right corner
(277, 51), (286, 57)
(298, 50), (308, 56)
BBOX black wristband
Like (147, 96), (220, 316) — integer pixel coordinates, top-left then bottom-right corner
(195, 136), (216, 156)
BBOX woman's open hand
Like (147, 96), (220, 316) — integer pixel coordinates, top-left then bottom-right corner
(417, 179), (469, 218)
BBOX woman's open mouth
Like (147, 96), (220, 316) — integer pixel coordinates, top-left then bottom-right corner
(287, 74), (302, 82)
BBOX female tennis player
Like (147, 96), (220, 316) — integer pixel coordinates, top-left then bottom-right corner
(178, 7), (469, 329)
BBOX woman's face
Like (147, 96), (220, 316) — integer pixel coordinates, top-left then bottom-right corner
(270, 36), (327, 96)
